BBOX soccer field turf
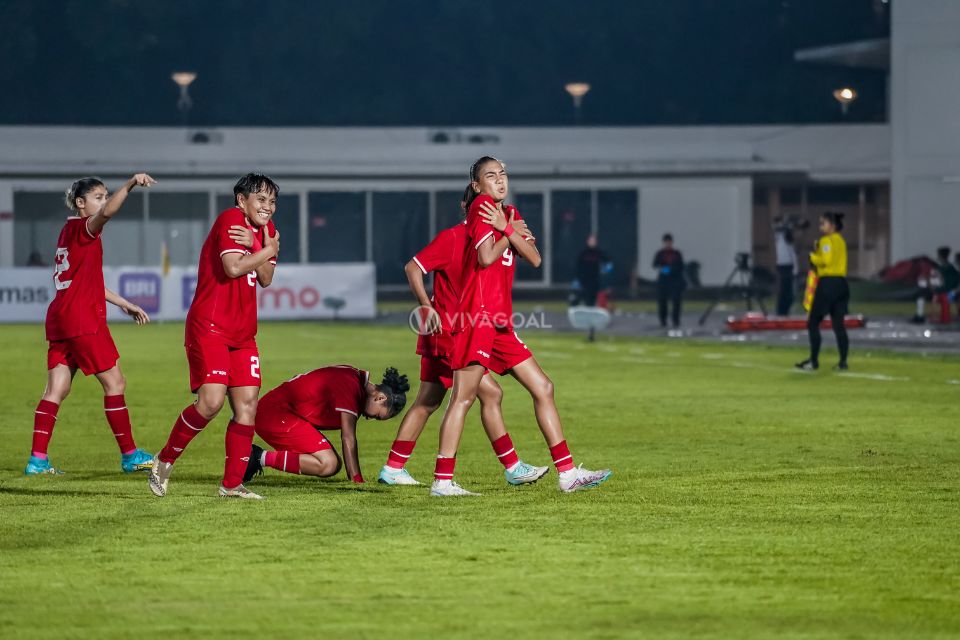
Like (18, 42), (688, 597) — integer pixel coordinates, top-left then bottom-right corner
(1, 322), (958, 639)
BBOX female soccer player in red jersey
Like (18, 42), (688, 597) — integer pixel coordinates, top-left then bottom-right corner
(431, 157), (612, 496)
(242, 366), (410, 484)
(149, 174), (280, 500)
(377, 189), (549, 487)
(25, 174), (157, 476)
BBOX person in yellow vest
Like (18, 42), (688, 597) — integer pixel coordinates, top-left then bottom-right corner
(796, 212), (849, 371)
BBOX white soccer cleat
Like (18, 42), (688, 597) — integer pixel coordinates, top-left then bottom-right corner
(429, 480), (481, 497)
(148, 460), (174, 497)
(218, 484), (264, 500)
(378, 465), (421, 486)
(558, 465), (612, 493)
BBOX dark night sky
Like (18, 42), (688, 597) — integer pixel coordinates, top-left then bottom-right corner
(0, 0), (890, 127)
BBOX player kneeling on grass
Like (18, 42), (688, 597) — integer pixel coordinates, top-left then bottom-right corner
(378, 186), (548, 487)
(26, 174), (157, 476)
(149, 173), (280, 500)
(242, 366), (409, 484)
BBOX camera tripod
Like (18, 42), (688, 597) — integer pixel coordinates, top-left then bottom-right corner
(698, 262), (767, 326)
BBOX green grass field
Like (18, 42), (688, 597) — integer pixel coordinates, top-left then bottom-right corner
(1, 321), (958, 639)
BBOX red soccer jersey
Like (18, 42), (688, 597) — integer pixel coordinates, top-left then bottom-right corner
(260, 365), (370, 429)
(45, 216), (106, 341)
(185, 208), (277, 347)
(412, 221), (468, 357)
(454, 195), (523, 331)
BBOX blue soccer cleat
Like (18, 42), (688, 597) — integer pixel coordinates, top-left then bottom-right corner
(504, 460), (550, 486)
(24, 455), (63, 476)
(378, 466), (421, 486)
(121, 448), (155, 473)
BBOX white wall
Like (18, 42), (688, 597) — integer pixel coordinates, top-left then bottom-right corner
(638, 178), (752, 286)
(0, 182), (13, 267)
(891, 1), (960, 259)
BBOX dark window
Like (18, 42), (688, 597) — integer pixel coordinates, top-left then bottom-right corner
(513, 193), (545, 282)
(308, 192), (366, 262)
(752, 187), (768, 205)
(373, 192), (430, 284)
(781, 187), (802, 205)
(551, 190), (592, 284)
(808, 185), (859, 204)
(146, 193), (208, 267)
(597, 190), (638, 287)
(435, 190), (468, 231)
(14, 192), (78, 267)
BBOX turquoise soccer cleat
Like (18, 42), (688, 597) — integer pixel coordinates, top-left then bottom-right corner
(378, 466), (421, 486)
(504, 460), (550, 486)
(24, 455), (62, 476)
(121, 449), (155, 473)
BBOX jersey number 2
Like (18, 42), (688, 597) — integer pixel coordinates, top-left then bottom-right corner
(54, 248), (72, 290)
(250, 356), (261, 379)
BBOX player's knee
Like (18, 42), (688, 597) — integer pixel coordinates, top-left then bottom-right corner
(195, 393), (225, 419)
(534, 376), (555, 401)
(314, 451), (341, 477)
(105, 375), (126, 396)
(477, 383), (503, 406)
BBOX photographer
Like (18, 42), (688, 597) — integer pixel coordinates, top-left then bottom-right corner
(653, 233), (685, 328)
(773, 216), (800, 316)
(796, 212), (849, 371)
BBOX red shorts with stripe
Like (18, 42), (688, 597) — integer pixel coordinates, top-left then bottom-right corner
(255, 400), (332, 454)
(450, 322), (532, 374)
(47, 323), (119, 376)
(185, 335), (261, 393)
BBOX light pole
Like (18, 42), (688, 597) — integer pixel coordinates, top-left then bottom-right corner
(171, 71), (197, 124)
(565, 82), (591, 124)
(832, 87), (857, 116)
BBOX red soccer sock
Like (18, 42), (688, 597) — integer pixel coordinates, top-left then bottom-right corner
(434, 455), (456, 482)
(31, 400), (60, 458)
(386, 439), (416, 469)
(491, 433), (520, 469)
(263, 450), (301, 475)
(104, 394), (136, 454)
(223, 420), (256, 489)
(158, 404), (211, 464)
(550, 440), (575, 473)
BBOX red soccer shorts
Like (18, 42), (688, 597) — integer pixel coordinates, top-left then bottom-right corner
(450, 323), (532, 374)
(186, 337), (261, 392)
(47, 324), (120, 376)
(255, 400), (332, 454)
(420, 355), (455, 389)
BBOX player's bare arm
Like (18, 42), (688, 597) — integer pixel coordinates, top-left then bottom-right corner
(340, 412), (363, 483)
(87, 173), (157, 236)
(480, 203), (541, 268)
(476, 231), (512, 268)
(104, 287), (150, 325)
(221, 229), (279, 279)
(404, 260), (441, 334)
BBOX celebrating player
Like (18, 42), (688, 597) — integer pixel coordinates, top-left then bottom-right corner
(243, 366), (409, 484)
(149, 173), (280, 500)
(431, 157), (612, 496)
(25, 174), (157, 476)
(378, 188), (548, 487)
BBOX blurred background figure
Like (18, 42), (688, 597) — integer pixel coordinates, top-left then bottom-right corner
(653, 233), (685, 328)
(25, 249), (46, 267)
(575, 234), (610, 307)
(934, 246), (959, 323)
(772, 216), (799, 316)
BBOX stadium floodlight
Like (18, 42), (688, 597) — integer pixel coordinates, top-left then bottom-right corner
(564, 82), (591, 123)
(832, 87), (857, 115)
(171, 71), (197, 121)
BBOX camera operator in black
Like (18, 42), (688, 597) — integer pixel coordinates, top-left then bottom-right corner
(653, 233), (685, 328)
(773, 217), (799, 316)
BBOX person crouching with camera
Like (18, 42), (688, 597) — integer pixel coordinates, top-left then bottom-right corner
(796, 212), (849, 371)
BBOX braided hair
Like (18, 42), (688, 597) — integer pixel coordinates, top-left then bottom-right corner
(377, 367), (410, 417)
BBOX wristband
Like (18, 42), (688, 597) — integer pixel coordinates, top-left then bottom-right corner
(502, 224), (515, 238)
(352, 473), (364, 483)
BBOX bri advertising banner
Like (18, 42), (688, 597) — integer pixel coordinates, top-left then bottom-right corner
(0, 264), (376, 323)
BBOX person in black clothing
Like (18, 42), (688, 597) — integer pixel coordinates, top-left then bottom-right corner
(653, 233), (685, 328)
(576, 234), (608, 306)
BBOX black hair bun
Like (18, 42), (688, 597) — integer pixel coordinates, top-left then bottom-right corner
(381, 367), (410, 394)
